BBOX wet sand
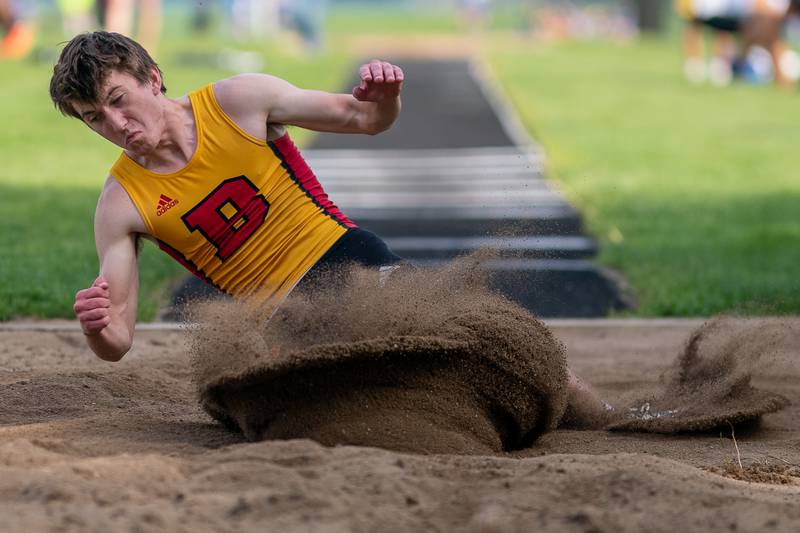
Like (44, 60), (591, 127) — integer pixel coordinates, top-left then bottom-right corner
(1, 317), (799, 532)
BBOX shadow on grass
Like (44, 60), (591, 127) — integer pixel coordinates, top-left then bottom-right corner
(597, 191), (800, 316)
(0, 183), (182, 320)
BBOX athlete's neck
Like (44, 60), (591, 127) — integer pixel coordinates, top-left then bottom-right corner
(127, 96), (197, 174)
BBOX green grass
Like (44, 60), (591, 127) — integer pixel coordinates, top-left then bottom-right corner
(3, 6), (799, 319)
(0, 21), (351, 320)
(488, 38), (800, 315)
(328, 7), (460, 34)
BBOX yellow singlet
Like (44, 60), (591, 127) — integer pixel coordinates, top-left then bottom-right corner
(110, 83), (354, 301)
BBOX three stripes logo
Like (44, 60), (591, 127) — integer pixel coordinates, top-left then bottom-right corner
(156, 194), (179, 216)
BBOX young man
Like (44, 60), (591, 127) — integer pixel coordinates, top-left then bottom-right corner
(50, 31), (403, 361)
(51, 31), (611, 426)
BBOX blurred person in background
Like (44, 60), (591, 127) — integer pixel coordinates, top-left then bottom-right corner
(56, 0), (95, 35)
(279, 0), (328, 54)
(457, 0), (491, 32)
(103, 0), (161, 55)
(0, 0), (34, 59)
(231, 0), (280, 41)
(677, 0), (800, 86)
(525, 1), (637, 43)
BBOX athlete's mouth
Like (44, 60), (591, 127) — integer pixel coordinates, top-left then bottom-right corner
(125, 131), (141, 146)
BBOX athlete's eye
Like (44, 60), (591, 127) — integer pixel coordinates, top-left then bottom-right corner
(112, 94), (124, 105)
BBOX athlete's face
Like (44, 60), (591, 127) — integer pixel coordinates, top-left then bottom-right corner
(72, 69), (164, 155)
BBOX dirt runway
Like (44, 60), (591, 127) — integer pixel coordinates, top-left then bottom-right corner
(1, 318), (798, 532)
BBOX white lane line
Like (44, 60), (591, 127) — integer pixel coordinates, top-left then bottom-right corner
(310, 165), (543, 178)
(385, 236), (595, 251)
(303, 146), (537, 158)
(336, 198), (571, 209)
(345, 205), (577, 219)
(411, 258), (601, 271)
(322, 179), (552, 191)
(304, 154), (542, 168)
(333, 189), (564, 201)
(470, 59), (541, 154)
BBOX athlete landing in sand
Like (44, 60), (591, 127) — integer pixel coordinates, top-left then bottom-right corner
(50, 31), (611, 426)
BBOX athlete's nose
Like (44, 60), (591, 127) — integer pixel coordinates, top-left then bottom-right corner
(107, 107), (128, 135)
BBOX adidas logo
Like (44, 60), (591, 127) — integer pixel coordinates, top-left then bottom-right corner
(156, 194), (179, 216)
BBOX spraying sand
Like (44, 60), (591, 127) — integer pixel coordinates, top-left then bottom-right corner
(190, 259), (569, 454)
(609, 317), (790, 433)
(189, 258), (789, 452)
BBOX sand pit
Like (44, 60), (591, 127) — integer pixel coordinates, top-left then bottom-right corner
(190, 263), (789, 450)
(191, 261), (569, 454)
(608, 317), (791, 433)
(1, 316), (800, 531)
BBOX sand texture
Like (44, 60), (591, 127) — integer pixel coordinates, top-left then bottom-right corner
(191, 264), (569, 454)
(608, 317), (791, 433)
(1, 314), (799, 532)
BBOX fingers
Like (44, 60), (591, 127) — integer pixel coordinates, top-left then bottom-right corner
(74, 296), (111, 314)
(352, 85), (366, 101)
(82, 315), (111, 335)
(352, 78), (368, 100)
(76, 304), (111, 335)
(360, 60), (404, 85)
(369, 60), (384, 82)
(355, 60), (404, 101)
(359, 63), (372, 82)
(393, 65), (404, 83)
(76, 284), (110, 303)
(75, 279), (112, 334)
(77, 306), (110, 321)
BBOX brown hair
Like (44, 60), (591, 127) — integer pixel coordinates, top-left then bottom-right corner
(49, 31), (166, 119)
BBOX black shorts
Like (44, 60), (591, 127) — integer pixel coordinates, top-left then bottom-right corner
(294, 228), (403, 293)
(694, 16), (741, 33)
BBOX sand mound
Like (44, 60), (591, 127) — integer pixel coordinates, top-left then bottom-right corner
(190, 258), (569, 454)
(707, 462), (800, 486)
(0, 368), (187, 425)
(609, 317), (791, 433)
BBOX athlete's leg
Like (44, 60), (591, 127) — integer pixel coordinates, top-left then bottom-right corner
(560, 368), (615, 429)
(103, 0), (134, 35)
(683, 20), (707, 83)
(137, 0), (161, 56)
(709, 30), (735, 85)
(0, 0), (13, 31)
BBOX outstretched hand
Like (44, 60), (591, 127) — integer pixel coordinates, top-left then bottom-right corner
(352, 59), (404, 103)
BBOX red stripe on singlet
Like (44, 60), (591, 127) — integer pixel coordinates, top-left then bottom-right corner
(157, 239), (227, 293)
(269, 134), (357, 229)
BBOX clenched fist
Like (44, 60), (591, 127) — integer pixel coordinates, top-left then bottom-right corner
(74, 275), (111, 335)
(352, 59), (404, 102)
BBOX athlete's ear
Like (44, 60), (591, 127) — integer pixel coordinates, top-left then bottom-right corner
(149, 67), (161, 95)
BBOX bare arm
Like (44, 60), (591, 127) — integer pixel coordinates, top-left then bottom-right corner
(74, 179), (143, 361)
(214, 60), (404, 137)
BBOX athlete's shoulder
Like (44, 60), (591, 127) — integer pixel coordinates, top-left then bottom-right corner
(212, 74), (291, 115)
(210, 75), (292, 141)
(96, 176), (148, 235)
